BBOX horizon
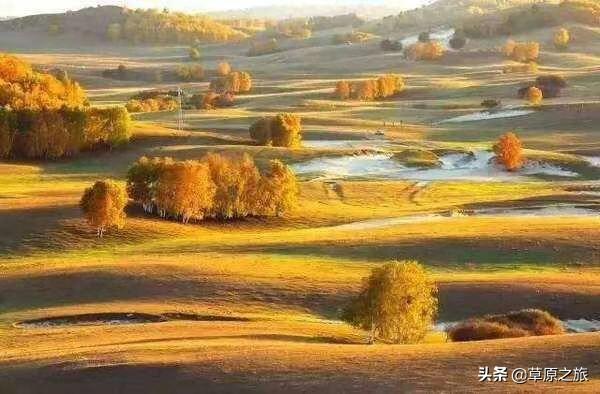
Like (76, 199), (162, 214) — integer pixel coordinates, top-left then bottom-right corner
(2, 0), (431, 18)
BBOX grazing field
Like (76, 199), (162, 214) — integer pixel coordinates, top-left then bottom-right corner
(0, 2), (599, 392)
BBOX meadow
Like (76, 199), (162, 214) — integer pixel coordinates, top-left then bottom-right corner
(0, 3), (599, 392)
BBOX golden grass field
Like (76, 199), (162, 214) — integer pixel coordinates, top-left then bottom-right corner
(1, 8), (599, 393)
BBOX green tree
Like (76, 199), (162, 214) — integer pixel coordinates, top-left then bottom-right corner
(343, 261), (438, 344)
(80, 180), (127, 237)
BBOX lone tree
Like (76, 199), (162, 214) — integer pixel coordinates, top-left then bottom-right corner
(494, 131), (523, 172)
(343, 261), (438, 344)
(449, 31), (467, 50)
(80, 180), (127, 237)
(525, 86), (543, 106)
(553, 28), (570, 50)
(249, 113), (302, 148)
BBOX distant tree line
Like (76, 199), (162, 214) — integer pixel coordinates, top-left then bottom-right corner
(126, 153), (297, 222)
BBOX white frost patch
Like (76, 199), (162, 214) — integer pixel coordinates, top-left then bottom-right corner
(329, 204), (597, 231)
(440, 109), (535, 123)
(292, 151), (578, 181)
(564, 319), (600, 333)
(584, 156), (600, 167)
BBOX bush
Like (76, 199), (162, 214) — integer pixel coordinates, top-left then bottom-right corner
(447, 309), (565, 342)
(493, 131), (523, 171)
(418, 31), (430, 42)
(176, 65), (205, 82)
(189, 46), (201, 60)
(191, 91), (235, 110)
(80, 180), (127, 237)
(249, 113), (302, 148)
(553, 27), (571, 50)
(342, 261), (438, 344)
(380, 38), (402, 51)
(247, 38), (279, 56)
(334, 81), (351, 100)
(525, 86), (543, 106)
(518, 74), (567, 98)
(481, 99), (501, 109)
(503, 40), (540, 62)
(449, 32), (467, 49)
(126, 96), (178, 113)
(217, 61), (231, 76)
(126, 153), (298, 221)
(210, 71), (252, 94)
(407, 41), (445, 61)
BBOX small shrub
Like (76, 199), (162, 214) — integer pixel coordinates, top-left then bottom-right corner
(380, 38), (402, 51)
(449, 34), (467, 50)
(526, 86), (543, 106)
(217, 61), (231, 76)
(553, 27), (571, 50)
(481, 99), (501, 109)
(342, 261), (438, 344)
(418, 31), (430, 42)
(447, 309), (565, 342)
(189, 46), (201, 60)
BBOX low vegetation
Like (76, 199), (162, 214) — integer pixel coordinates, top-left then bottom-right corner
(447, 309), (565, 342)
(126, 153), (298, 222)
(553, 27), (571, 50)
(332, 31), (373, 45)
(176, 65), (205, 82)
(342, 261), (438, 344)
(126, 95), (178, 113)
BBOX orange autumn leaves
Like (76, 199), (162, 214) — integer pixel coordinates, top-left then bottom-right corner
(0, 53), (87, 110)
(334, 74), (405, 101)
(494, 132), (524, 172)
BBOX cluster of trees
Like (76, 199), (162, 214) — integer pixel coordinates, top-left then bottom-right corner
(189, 91), (234, 110)
(0, 53), (87, 110)
(126, 153), (298, 222)
(249, 114), (302, 148)
(126, 96), (178, 113)
(176, 65), (205, 82)
(518, 75), (567, 99)
(209, 71), (252, 94)
(406, 41), (445, 61)
(503, 40), (540, 62)
(108, 9), (247, 44)
(494, 132), (523, 172)
(80, 180), (127, 237)
(553, 27), (571, 50)
(334, 74), (405, 101)
(0, 54), (131, 159)
(247, 38), (280, 57)
(0, 106), (131, 159)
(342, 261), (438, 344)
